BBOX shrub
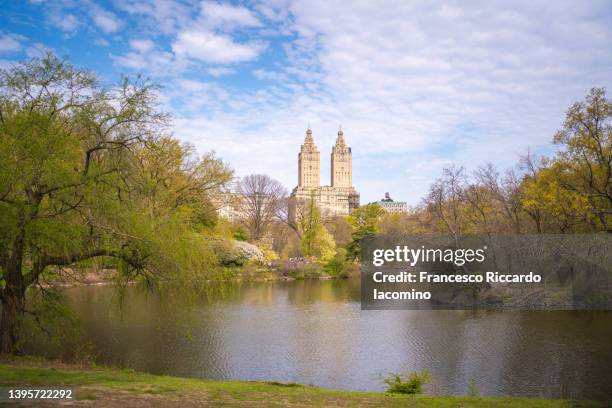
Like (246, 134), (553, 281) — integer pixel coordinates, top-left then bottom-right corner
(255, 240), (280, 263)
(231, 224), (249, 241)
(278, 258), (323, 279)
(383, 370), (431, 394)
(213, 239), (264, 266)
(324, 248), (350, 277)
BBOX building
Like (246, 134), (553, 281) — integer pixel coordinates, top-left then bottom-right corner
(290, 126), (360, 217)
(377, 192), (408, 214)
(212, 192), (245, 221)
(213, 190), (278, 222)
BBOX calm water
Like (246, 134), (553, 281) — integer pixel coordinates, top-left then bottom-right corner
(38, 280), (612, 400)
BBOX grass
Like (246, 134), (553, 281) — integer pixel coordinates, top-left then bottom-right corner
(0, 356), (607, 407)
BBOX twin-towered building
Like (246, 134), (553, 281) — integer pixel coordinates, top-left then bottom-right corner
(291, 126), (360, 216)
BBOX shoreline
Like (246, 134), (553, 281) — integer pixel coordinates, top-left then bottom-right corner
(0, 356), (607, 407)
(43, 266), (344, 288)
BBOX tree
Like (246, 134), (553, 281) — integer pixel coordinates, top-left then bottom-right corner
(553, 87), (611, 232)
(237, 174), (286, 241)
(324, 216), (352, 247)
(422, 166), (468, 237)
(395, 89), (611, 235)
(0, 53), (231, 353)
(347, 203), (384, 260)
(519, 150), (548, 233)
(299, 195), (336, 262)
(275, 195), (304, 239)
(132, 137), (233, 230)
(474, 164), (524, 233)
(521, 164), (592, 232)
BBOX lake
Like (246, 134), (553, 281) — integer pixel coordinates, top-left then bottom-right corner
(31, 279), (612, 400)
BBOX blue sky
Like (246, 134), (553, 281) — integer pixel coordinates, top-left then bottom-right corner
(1, 1), (612, 205)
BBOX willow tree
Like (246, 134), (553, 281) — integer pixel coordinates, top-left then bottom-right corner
(0, 54), (232, 353)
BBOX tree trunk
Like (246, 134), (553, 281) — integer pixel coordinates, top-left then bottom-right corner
(0, 287), (25, 354)
(1, 223), (27, 354)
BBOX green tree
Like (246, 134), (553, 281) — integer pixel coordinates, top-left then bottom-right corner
(324, 247), (352, 277)
(299, 195), (335, 262)
(521, 163), (592, 233)
(553, 87), (611, 232)
(347, 203), (384, 260)
(0, 54), (231, 353)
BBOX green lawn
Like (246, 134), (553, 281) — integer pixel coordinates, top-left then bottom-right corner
(0, 357), (606, 407)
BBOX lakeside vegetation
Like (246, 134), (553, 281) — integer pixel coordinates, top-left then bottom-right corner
(0, 52), (610, 402)
(0, 357), (607, 407)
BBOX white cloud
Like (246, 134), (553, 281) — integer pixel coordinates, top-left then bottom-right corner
(111, 52), (146, 69)
(111, 37), (175, 74)
(89, 2), (122, 33)
(94, 37), (110, 47)
(0, 34), (23, 53)
(111, 0), (192, 35)
(52, 0), (609, 203)
(253, 69), (289, 82)
(172, 29), (264, 63)
(129, 39), (155, 53)
(49, 12), (79, 32)
(200, 1), (262, 29)
(167, 1), (266, 66)
(111, 49), (174, 73)
(207, 67), (235, 77)
(164, 0), (612, 203)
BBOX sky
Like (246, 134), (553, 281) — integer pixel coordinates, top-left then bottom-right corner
(1, 1), (611, 205)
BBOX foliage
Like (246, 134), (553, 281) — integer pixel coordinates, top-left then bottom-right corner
(521, 163), (592, 232)
(286, 262), (323, 280)
(299, 194), (336, 263)
(324, 216), (353, 247)
(383, 370), (431, 395)
(0, 53), (233, 353)
(552, 87), (611, 232)
(346, 203), (384, 260)
(255, 240), (279, 263)
(270, 221), (300, 258)
(231, 224), (249, 241)
(324, 248), (352, 277)
(214, 240), (264, 266)
(393, 88), (611, 236)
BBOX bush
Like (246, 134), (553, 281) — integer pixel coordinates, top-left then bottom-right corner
(214, 239), (264, 266)
(277, 258), (323, 279)
(255, 240), (279, 263)
(383, 370), (431, 394)
(324, 248), (350, 277)
(231, 224), (249, 241)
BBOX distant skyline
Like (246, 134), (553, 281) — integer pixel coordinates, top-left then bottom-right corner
(1, 1), (612, 204)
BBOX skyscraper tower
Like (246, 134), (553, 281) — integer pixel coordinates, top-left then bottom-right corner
(298, 126), (320, 188)
(331, 127), (352, 188)
(291, 125), (359, 217)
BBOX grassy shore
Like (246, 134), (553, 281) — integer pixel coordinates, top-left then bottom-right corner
(0, 357), (606, 407)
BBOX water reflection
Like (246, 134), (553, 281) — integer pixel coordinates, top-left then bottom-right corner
(32, 280), (612, 400)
